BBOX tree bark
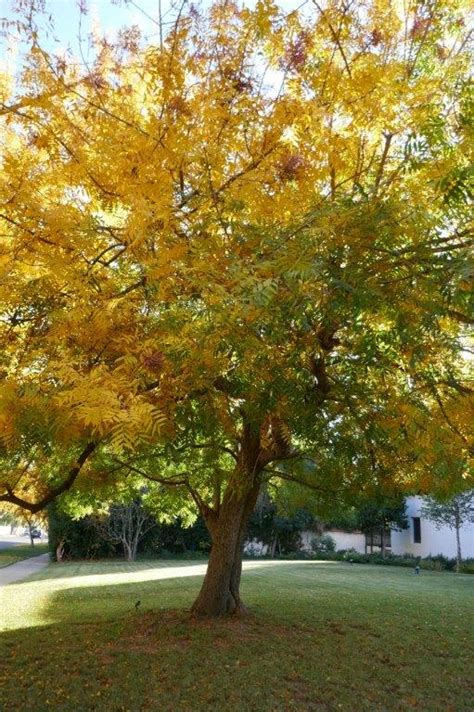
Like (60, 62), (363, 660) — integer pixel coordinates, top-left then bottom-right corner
(454, 507), (462, 573)
(28, 521), (35, 547)
(191, 481), (260, 617)
(56, 537), (65, 562)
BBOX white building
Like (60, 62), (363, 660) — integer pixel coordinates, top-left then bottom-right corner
(391, 495), (474, 559)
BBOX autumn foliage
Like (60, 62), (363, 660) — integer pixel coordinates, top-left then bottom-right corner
(0, 0), (472, 614)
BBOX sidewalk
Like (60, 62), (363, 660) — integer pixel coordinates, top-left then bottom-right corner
(0, 553), (50, 586)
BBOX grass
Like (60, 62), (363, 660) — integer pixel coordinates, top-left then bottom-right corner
(0, 543), (49, 568)
(0, 559), (472, 711)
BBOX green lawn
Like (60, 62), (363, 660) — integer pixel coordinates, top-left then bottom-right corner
(0, 543), (49, 568)
(1, 560), (472, 711)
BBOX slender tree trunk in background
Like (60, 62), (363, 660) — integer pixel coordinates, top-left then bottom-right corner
(454, 506), (462, 573)
(28, 521), (35, 547)
(123, 541), (133, 561)
(191, 476), (261, 617)
(56, 537), (65, 562)
(381, 527), (386, 558)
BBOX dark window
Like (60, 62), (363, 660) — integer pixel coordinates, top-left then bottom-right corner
(413, 517), (421, 544)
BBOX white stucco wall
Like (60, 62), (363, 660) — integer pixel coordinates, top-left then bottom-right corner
(300, 529), (366, 554)
(244, 529), (366, 556)
(391, 495), (474, 559)
(243, 539), (269, 556)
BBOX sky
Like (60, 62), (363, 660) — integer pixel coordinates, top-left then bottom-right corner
(0, 0), (305, 56)
(0, 0), (305, 79)
(0, 0), (308, 106)
(0, 1), (181, 63)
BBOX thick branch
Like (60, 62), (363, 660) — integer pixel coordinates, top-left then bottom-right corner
(447, 310), (474, 326)
(0, 442), (97, 514)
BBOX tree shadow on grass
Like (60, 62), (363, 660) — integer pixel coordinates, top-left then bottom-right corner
(0, 575), (399, 712)
(1, 562), (473, 712)
(0, 571), (331, 712)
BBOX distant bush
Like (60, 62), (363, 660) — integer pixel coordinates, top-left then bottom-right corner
(48, 505), (116, 561)
(48, 504), (211, 561)
(258, 547), (474, 573)
(309, 534), (336, 554)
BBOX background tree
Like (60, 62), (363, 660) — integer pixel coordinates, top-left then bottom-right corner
(356, 495), (408, 556)
(0, 0), (472, 615)
(94, 499), (156, 562)
(0, 504), (45, 545)
(247, 490), (317, 556)
(0, 509), (19, 534)
(48, 502), (116, 561)
(48, 501), (211, 561)
(421, 491), (474, 572)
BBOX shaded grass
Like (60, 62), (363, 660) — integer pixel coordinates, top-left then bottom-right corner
(1, 560), (473, 711)
(0, 543), (49, 568)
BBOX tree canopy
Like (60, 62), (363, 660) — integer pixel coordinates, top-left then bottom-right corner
(0, 0), (472, 614)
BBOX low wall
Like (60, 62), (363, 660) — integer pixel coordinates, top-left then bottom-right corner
(244, 529), (366, 556)
(300, 529), (366, 554)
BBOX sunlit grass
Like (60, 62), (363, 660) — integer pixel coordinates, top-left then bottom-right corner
(0, 543), (49, 569)
(1, 560), (473, 711)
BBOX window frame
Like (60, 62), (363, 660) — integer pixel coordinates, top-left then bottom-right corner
(412, 516), (421, 544)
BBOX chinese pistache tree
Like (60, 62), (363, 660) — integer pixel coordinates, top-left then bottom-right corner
(0, 0), (472, 615)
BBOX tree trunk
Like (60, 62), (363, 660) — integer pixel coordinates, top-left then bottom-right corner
(455, 509), (462, 574)
(56, 537), (65, 562)
(191, 483), (260, 617)
(191, 510), (245, 616)
(28, 522), (35, 547)
(123, 541), (134, 561)
(381, 527), (386, 558)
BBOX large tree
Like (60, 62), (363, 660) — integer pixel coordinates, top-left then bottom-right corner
(0, 0), (472, 615)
